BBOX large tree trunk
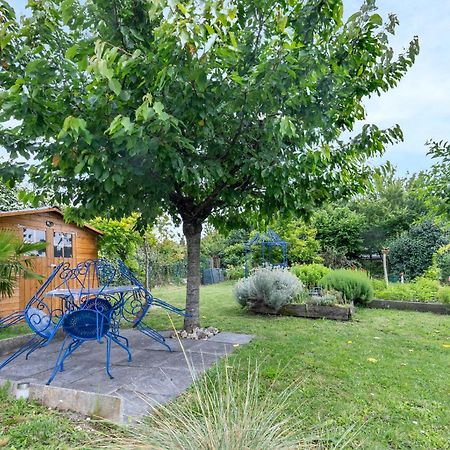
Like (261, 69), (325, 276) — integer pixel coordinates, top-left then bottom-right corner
(183, 220), (202, 332)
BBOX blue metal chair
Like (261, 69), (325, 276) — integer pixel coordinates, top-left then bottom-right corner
(116, 260), (189, 351)
(0, 259), (118, 371)
(0, 263), (67, 370)
(46, 295), (132, 385)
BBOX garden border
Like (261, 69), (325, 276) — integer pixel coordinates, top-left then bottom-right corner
(367, 299), (449, 315)
(251, 303), (354, 321)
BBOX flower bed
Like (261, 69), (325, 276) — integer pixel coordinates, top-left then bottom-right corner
(372, 278), (450, 303)
(250, 302), (354, 321)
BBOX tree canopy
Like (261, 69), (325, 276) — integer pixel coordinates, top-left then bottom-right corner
(0, 0), (419, 329)
(388, 221), (448, 280)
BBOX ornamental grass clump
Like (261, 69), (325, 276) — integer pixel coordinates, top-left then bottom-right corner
(120, 362), (307, 450)
(234, 266), (303, 311)
(320, 269), (373, 305)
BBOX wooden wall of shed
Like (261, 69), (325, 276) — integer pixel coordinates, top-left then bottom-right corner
(0, 211), (99, 317)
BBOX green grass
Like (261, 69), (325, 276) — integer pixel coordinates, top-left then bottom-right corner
(0, 323), (30, 340)
(0, 281), (449, 448)
(149, 282), (450, 449)
(0, 383), (111, 449)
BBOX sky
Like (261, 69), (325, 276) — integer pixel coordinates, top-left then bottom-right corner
(6, 0), (450, 175)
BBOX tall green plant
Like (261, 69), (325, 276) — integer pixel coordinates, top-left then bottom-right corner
(320, 269), (373, 304)
(0, 230), (46, 297)
(0, 0), (418, 330)
(90, 215), (143, 268)
(388, 221), (448, 280)
(291, 263), (331, 288)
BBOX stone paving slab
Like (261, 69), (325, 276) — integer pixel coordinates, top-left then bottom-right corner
(0, 329), (254, 422)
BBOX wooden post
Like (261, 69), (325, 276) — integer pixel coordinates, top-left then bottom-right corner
(382, 247), (389, 287)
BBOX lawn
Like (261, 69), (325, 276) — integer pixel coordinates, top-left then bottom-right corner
(150, 282), (450, 449)
(0, 281), (449, 449)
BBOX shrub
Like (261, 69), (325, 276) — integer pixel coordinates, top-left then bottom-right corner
(373, 283), (415, 301)
(438, 286), (450, 304)
(225, 265), (245, 280)
(411, 277), (441, 302)
(307, 290), (344, 306)
(290, 263), (331, 288)
(372, 277), (442, 302)
(320, 269), (373, 304)
(371, 279), (387, 291)
(234, 266), (302, 311)
(388, 221), (448, 280)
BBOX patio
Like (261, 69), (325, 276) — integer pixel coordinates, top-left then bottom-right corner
(0, 329), (254, 423)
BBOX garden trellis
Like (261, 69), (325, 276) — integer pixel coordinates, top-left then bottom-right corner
(244, 229), (288, 276)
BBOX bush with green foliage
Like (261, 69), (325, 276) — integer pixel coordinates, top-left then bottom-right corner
(290, 264), (331, 288)
(272, 219), (322, 264)
(388, 221), (448, 280)
(438, 286), (450, 304)
(225, 265), (245, 280)
(313, 206), (366, 258)
(234, 267), (302, 311)
(222, 243), (246, 268)
(372, 277), (446, 303)
(435, 244), (450, 283)
(90, 215), (143, 268)
(320, 269), (373, 304)
(304, 290), (345, 306)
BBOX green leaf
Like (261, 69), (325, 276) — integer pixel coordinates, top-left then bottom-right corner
(61, 0), (75, 24)
(276, 15), (288, 33)
(153, 102), (164, 116)
(112, 173), (124, 185)
(74, 161), (85, 174)
(370, 14), (383, 26)
(108, 78), (122, 95)
(280, 116), (297, 138)
(177, 3), (188, 16)
(98, 59), (114, 79)
(121, 116), (134, 133)
(229, 31), (237, 48)
(65, 44), (79, 59)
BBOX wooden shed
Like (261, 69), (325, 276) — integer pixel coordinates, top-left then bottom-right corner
(0, 207), (102, 317)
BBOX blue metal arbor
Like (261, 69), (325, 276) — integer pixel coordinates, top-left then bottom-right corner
(244, 228), (288, 276)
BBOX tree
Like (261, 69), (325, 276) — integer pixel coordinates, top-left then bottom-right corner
(0, 182), (23, 211)
(201, 230), (226, 261)
(421, 141), (450, 219)
(0, 0), (419, 330)
(313, 206), (366, 258)
(273, 219), (321, 264)
(349, 168), (428, 254)
(388, 221), (448, 280)
(90, 215), (143, 269)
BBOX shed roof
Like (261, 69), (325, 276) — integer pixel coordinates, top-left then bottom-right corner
(0, 207), (103, 235)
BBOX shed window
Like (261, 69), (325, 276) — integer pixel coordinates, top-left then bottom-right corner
(22, 228), (47, 256)
(54, 232), (73, 258)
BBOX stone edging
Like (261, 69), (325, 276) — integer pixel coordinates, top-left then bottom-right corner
(0, 334), (36, 357)
(0, 378), (123, 422)
(0, 330), (65, 357)
(367, 299), (450, 315)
